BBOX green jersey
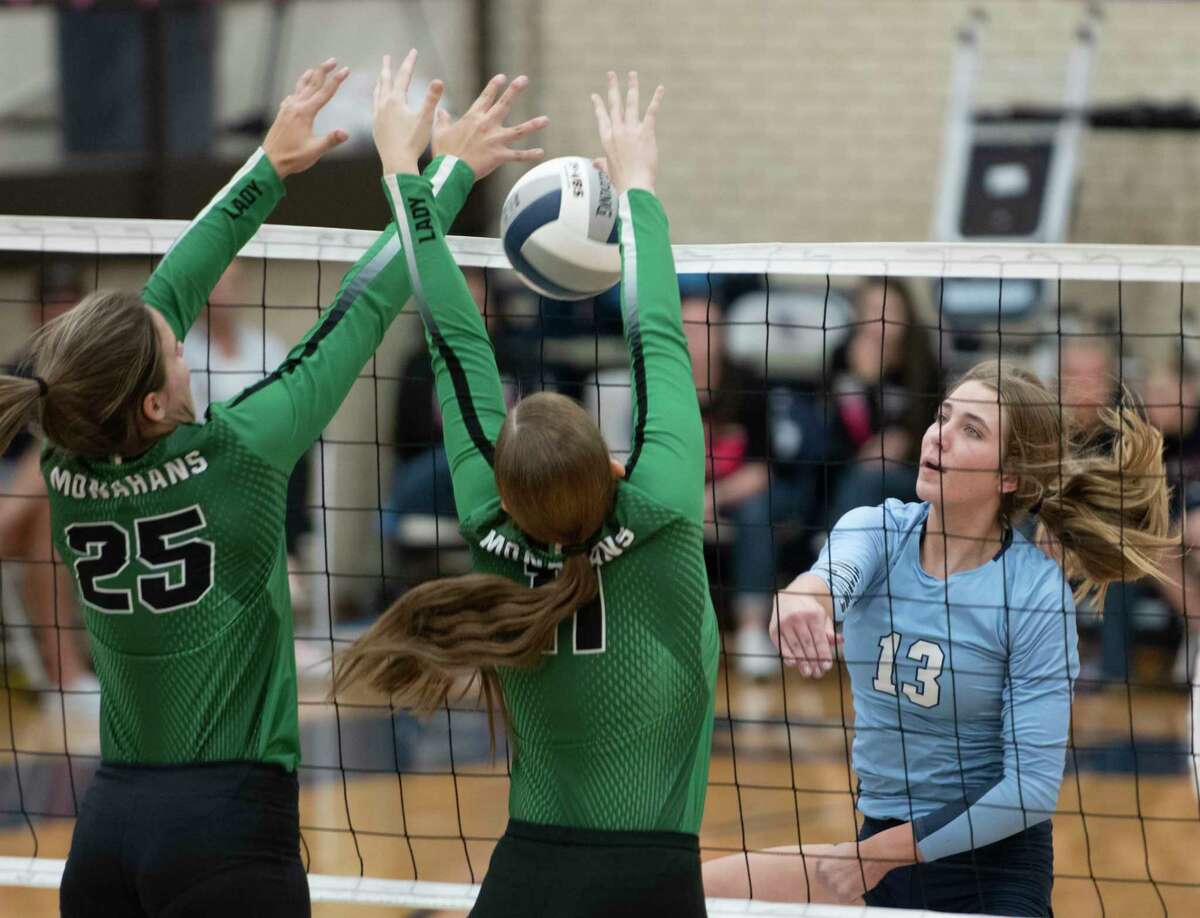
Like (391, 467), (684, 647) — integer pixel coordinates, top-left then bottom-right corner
(43, 150), (476, 770)
(390, 174), (719, 834)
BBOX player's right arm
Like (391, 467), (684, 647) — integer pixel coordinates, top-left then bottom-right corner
(592, 72), (705, 524)
(774, 504), (888, 677)
(143, 60), (351, 341)
(381, 61), (547, 518)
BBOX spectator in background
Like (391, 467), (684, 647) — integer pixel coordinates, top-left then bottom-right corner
(185, 261), (312, 609)
(548, 275), (934, 682)
(1060, 331), (1120, 440)
(824, 277), (941, 522)
(1054, 333), (1134, 686)
(676, 276), (776, 677)
(1134, 350), (1200, 685)
(0, 263), (93, 693)
(720, 277), (939, 678)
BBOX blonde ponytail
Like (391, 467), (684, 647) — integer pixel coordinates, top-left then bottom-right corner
(1036, 404), (1174, 606)
(958, 361), (1175, 606)
(0, 374), (45, 457)
(334, 552), (599, 742)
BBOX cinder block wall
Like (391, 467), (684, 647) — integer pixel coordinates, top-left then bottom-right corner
(484, 0), (1200, 250)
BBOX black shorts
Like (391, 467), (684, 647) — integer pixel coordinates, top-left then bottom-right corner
(861, 815), (1054, 916)
(469, 819), (706, 918)
(60, 761), (308, 918)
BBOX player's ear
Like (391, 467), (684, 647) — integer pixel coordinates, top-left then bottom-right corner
(610, 458), (626, 480)
(142, 389), (167, 425)
(999, 471), (1019, 495)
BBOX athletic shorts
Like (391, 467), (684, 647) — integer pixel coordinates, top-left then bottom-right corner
(60, 761), (308, 918)
(861, 815), (1054, 916)
(469, 819), (706, 918)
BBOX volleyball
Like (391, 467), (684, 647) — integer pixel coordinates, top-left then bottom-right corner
(500, 156), (621, 300)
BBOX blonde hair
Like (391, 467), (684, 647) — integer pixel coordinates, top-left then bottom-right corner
(958, 360), (1174, 605)
(0, 291), (165, 459)
(334, 392), (615, 740)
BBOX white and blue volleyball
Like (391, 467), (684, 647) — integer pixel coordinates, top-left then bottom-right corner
(500, 156), (621, 301)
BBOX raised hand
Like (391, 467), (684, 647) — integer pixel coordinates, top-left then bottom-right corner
(433, 74), (548, 181)
(262, 58), (351, 179)
(590, 70), (664, 196)
(373, 49), (445, 176)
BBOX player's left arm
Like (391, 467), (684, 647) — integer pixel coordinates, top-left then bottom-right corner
(143, 60), (351, 340)
(613, 189), (705, 523)
(909, 571), (1079, 862)
(593, 72), (704, 523)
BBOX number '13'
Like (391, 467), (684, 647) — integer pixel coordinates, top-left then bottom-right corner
(872, 631), (944, 708)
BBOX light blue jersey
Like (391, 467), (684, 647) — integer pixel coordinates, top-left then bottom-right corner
(810, 499), (1079, 862)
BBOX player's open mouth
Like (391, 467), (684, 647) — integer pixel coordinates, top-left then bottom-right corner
(922, 459), (942, 472)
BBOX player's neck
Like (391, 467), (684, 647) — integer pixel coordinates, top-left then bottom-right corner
(920, 502), (1004, 578)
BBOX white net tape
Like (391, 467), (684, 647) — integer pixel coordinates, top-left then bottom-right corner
(6, 214), (1200, 280)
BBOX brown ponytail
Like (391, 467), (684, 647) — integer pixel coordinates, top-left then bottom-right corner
(0, 291), (165, 460)
(0, 374), (46, 457)
(335, 391), (617, 741)
(333, 553), (598, 738)
(959, 361), (1175, 605)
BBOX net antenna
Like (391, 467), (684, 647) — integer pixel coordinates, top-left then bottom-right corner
(932, 3), (1103, 344)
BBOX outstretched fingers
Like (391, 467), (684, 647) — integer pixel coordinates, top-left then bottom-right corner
(505, 145), (545, 164)
(643, 84), (665, 130)
(294, 67), (315, 97)
(591, 92), (612, 140)
(395, 48), (419, 93)
(625, 71), (639, 127)
(491, 74), (529, 122)
(504, 114), (549, 141)
(606, 70), (623, 125)
(375, 54), (392, 107)
(416, 79), (445, 133)
(469, 73), (508, 117)
(298, 59), (338, 100)
(305, 64), (350, 113)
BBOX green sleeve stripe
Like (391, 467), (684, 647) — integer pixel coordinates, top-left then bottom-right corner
(224, 230), (400, 412)
(222, 158), (466, 415)
(388, 173), (496, 466)
(617, 192), (650, 479)
(161, 147), (271, 262)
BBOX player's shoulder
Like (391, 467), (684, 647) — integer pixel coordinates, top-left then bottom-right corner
(1004, 527), (1073, 611)
(834, 499), (927, 536)
(882, 498), (929, 531)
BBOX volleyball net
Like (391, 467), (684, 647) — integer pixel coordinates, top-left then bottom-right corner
(0, 215), (1198, 916)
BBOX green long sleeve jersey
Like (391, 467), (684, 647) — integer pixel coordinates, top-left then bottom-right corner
(391, 173), (719, 834)
(43, 150), (476, 770)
